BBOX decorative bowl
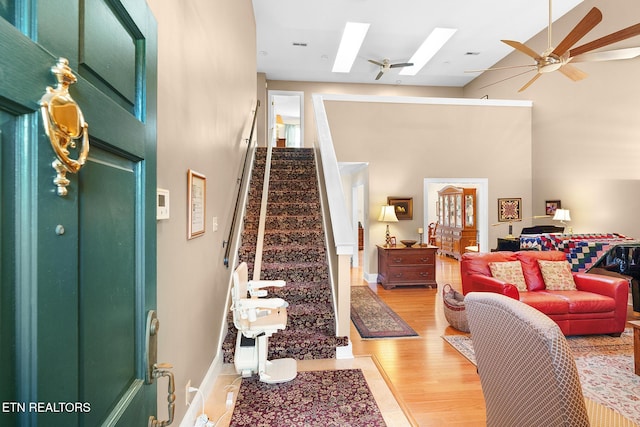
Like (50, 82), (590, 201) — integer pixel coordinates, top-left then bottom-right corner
(400, 240), (417, 248)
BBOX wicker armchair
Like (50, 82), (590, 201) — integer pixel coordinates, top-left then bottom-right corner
(465, 292), (589, 427)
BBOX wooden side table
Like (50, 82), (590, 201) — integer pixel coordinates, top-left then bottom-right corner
(631, 321), (640, 376)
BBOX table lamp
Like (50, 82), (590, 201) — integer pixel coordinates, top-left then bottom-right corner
(378, 205), (398, 247)
(553, 208), (572, 233)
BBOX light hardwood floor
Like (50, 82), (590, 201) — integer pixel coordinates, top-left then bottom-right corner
(350, 253), (640, 426)
(350, 254), (485, 426)
(206, 253), (640, 426)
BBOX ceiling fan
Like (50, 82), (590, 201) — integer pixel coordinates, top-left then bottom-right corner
(368, 58), (414, 80)
(473, 0), (640, 92)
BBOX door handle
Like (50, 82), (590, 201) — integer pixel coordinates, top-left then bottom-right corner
(146, 310), (175, 426)
(148, 363), (175, 427)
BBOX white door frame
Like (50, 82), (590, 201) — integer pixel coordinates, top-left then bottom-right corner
(268, 90), (304, 147)
(424, 178), (489, 252)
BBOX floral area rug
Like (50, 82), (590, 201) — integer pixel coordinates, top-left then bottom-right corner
(350, 286), (418, 339)
(229, 369), (387, 427)
(443, 329), (640, 424)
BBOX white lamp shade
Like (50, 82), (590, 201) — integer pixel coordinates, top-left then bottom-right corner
(378, 205), (399, 222)
(553, 209), (571, 221)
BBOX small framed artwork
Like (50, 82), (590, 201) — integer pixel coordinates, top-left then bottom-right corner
(498, 198), (522, 222)
(387, 197), (413, 220)
(545, 200), (561, 216)
(187, 169), (206, 239)
(390, 236), (397, 247)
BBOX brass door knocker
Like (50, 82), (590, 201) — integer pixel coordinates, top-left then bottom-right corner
(39, 57), (89, 196)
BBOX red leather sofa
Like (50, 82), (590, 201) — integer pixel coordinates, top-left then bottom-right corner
(460, 251), (628, 336)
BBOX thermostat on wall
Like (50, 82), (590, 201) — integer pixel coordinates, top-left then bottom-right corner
(157, 188), (170, 220)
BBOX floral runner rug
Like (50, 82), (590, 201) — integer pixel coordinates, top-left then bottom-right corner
(443, 329), (640, 424)
(229, 369), (387, 427)
(351, 286), (418, 339)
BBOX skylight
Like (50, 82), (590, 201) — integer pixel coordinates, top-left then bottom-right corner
(399, 28), (458, 76)
(332, 22), (370, 73)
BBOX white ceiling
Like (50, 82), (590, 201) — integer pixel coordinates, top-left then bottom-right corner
(253, 0), (584, 87)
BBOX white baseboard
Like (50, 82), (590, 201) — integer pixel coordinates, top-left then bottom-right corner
(179, 351), (224, 427)
(336, 340), (353, 359)
(364, 272), (378, 284)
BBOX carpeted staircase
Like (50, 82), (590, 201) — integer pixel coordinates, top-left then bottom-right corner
(222, 147), (348, 363)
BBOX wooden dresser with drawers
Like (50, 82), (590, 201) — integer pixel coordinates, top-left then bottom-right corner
(377, 245), (437, 289)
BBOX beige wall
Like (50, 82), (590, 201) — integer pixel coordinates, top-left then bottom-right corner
(464, 0), (640, 238)
(147, 0), (256, 422)
(325, 100), (532, 275)
(257, 72), (268, 148)
(262, 81), (463, 147)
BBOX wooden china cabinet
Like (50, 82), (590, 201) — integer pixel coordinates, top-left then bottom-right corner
(436, 186), (477, 260)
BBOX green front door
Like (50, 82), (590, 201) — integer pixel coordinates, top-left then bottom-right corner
(1, 1), (158, 426)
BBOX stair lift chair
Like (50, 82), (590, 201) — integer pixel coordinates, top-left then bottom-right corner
(231, 262), (297, 384)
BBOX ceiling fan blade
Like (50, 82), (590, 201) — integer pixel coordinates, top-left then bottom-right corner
(552, 7), (602, 56)
(375, 70), (384, 80)
(502, 40), (541, 60)
(570, 23), (640, 57)
(558, 63), (587, 81)
(465, 64), (537, 73)
(477, 68), (536, 90)
(389, 62), (414, 68)
(571, 47), (640, 63)
(368, 59), (384, 67)
(518, 73), (542, 92)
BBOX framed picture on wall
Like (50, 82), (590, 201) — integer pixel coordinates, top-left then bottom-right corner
(188, 169), (206, 239)
(498, 198), (522, 222)
(545, 200), (561, 216)
(387, 197), (413, 220)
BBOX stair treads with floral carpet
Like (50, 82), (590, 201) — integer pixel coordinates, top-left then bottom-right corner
(351, 286), (418, 339)
(229, 369), (387, 427)
(443, 329), (640, 425)
(222, 148), (348, 364)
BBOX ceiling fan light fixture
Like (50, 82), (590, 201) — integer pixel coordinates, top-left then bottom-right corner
(332, 22), (370, 73)
(400, 27), (458, 76)
(538, 55), (563, 73)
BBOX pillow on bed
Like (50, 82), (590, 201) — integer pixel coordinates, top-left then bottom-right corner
(538, 260), (577, 291)
(488, 261), (527, 292)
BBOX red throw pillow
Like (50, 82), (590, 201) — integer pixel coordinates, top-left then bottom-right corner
(516, 251), (567, 291)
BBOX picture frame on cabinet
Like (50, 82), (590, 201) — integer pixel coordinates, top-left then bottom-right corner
(390, 236), (397, 247)
(545, 200), (561, 216)
(498, 198), (522, 222)
(387, 197), (413, 220)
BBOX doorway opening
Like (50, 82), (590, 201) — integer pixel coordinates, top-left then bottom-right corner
(424, 178), (489, 253)
(269, 90), (304, 148)
(339, 162), (369, 271)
